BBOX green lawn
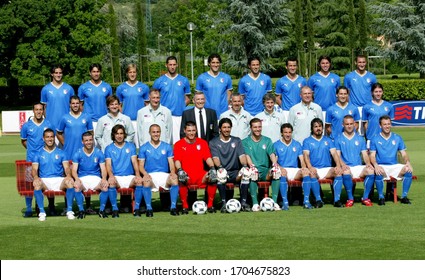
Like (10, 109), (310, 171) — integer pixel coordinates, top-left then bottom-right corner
(0, 129), (424, 260)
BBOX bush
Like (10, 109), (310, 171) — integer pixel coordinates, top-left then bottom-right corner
(379, 79), (425, 101)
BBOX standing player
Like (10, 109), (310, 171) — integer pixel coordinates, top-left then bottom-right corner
(275, 57), (307, 120)
(72, 132), (109, 218)
(196, 53), (233, 117)
(343, 54), (377, 133)
(57, 96), (93, 159)
(174, 121), (217, 214)
(20, 103), (53, 217)
(238, 56), (272, 116)
(287, 86), (323, 144)
(273, 123), (310, 210)
(219, 92), (252, 140)
(78, 63), (112, 124)
(95, 95), (135, 152)
(242, 118), (277, 212)
(209, 118), (250, 212)
(335, 115), (375, 207)
(254, 93), (286, 143)
(40, 64), (75, 132)
(369, 116), (414, 205)
(116, 63), (150, 121)
(307, 56), (340, 114)
(138, 124), (180, 216)
(104, 124), (144, 218)
(325, 86), (360, 139)
(363, 83), (394, 141)
(137, 88), (173, 146)
(153, 56), (191, 144)
(303, 118), (343, 208)
(32, 129), (75, 221)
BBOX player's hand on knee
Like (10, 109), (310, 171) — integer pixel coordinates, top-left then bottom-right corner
(177, 168), (189, 184)
(216, 166), (228, 184)
(108, 176), (117, 186)
(207, 167), (218, 183)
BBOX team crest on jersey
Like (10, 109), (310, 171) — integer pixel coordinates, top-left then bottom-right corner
(324, 141), (328, 146)
(161, 149), (166, 155)
(231, 142), (236, 148)
(63, 90), (68, 95)
(355, 141), (359, 146)
(177, 81), (182, 86)
(197, 144), (201, 150)
(55, 154), (59, 160)
(367, 78), (371, 83)
(220, 78), (224, 83)
(126, 148), (130, 153)
(94, 157), (98, 163)
(348, 110), (353, 115)
(384, 107), (389, 112)
(138, 87), (142, 92)
(292, 147), (297, 152)
(392, 140), (396, 145)
(262, 144), (266, 150)
(298, 83), (302, 88)
(331, 78), (335, 83)
(82, 119), (86, 124)
(260, 80), (264, 86)
(102, 87), (107, 92)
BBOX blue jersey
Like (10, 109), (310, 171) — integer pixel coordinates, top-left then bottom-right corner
(116, 81), (149, 120)
(138, 141), (173, 173)
(274, 139), (302, 168)
(20, 118), (52, 162)
(196, 72), (233, 117)
(303, 135), (335, 168)
(78, 81), (112, 121)
(104, 142), (136, 176)
(370, 132), (406, 165)
(33, 147), (67, 178)
(363, 101), (394, 140)
(343, 71), (377, 107)
(335, 133), (366, 166)
(57, 112), (93, 159)
(325, 103), (360, 139)
(153, 74), (191, 116)
(238, 73), (272, 115)
(275, 75), (307, 110)
(307, 72), (340, 110)
(72, 147), (105, 177)
(40, 82), (75, 131)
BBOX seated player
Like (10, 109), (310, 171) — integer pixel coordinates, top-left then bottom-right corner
(174, 121), (217, 214)
(273, 123), (310, 210)
(138, 124), (180, 216)
(104, 124), (143, 218)
(72, 132), (109, 218)
(335, 115), (375, 207)
(31, 129), (75, 221)
(209, 118), (250, 213)
(369, 115), (414, 205)
(303, 118), (343, 208)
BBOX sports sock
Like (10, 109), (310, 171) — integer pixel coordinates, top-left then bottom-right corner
(207, 185), (217, 208)
(108, 187), (118, 211)
(179, 186), (189, 209)
(85, 197), (91, 209)
(249, 181), (259, 205)
(75, 192), (84, 211)
(66, 188), (75, 212)
(34, 190), (45, 213)
(271, 179), (280, 202)
(310, 177), (322, 201)
(143, 187), (152, 210)
(342, 174), (354, 200)
(169, 185), (179, 209)
(99, 190), (108, 211)
(333, 176), (343, 202)
(217, 183), (226, 204)
(279, 177), (288, 205)
(375, 175), (384, 199)
(48, 197), (55, 212)
(362, 175), (374, 200)
(302, 176), (311, 203)
(134, 186), (143, 210)
(402, 172), (412, 198)
(25, 196), (33, 212)
(239, 183), (249, 204)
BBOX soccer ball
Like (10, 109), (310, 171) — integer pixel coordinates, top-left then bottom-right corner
(260, 197), (275, 212)
(226, 199), (241, 213)
(192, 200), (207, 215)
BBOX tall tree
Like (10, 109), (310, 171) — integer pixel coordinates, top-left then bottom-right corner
(347, 0), (357, 70)
(136, 1), (149, 81)
(293, 0), (304, 75)
(109, 2), (121, 83)
(371, 0), (425, 78)
(357, 0), (368, 53)
(305, 0), (315, 76)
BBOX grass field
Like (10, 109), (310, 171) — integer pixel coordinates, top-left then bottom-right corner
(1, 128), (424, 260)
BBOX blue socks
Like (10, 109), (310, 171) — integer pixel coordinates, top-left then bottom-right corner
(66, 188), (75, 212)
(170, 185), (179, 209)
(362, 175), (374, 200)
(75, 192), (84, 211)
(302, 176), (311, 203)
(342, 174), (354, 200)
(143, 187), (152, 210)
(333, 176), (343, 202)
(375, 175), (384, 199)
(310, 178), (322, 201)
(25, 196), (33, 212)
(134, 186), (144, 210)
(99, 190), (108, 211)
(108, 187), (119, 211)
(34, 189), (45, 214)
(402, 172), (412, 198)
(279, 177), (288, 205)
(217, 183), (226, 203)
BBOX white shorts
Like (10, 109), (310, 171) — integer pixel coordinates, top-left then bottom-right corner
(349, 165), (366, 179)
(41, 177), (64, 191)
(316, 167), (332, 179)
(284, 167), (300, 180)
(115, 175), (135, 189)
(80, 175), (101, 190)
(380, 164), (405, 180)
(172, 116), (182, 144)
(150, 172), (170, 192)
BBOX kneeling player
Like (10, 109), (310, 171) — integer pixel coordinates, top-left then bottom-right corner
(138, 124), (179, 216)
(72, 132), (109, 218)
(32, 129), (75, 221)
(174, 121), (217, 214)
(104, 124), (143, 218)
